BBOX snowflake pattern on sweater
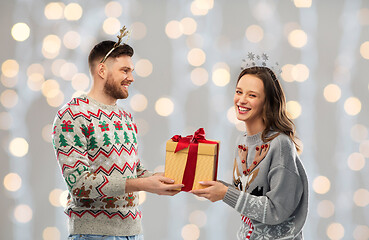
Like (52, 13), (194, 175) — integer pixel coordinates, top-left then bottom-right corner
(52, 95), (150, 236)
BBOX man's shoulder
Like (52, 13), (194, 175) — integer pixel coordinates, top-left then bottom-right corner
(55, 95), (90, 119)
(66, 95), (90, 107)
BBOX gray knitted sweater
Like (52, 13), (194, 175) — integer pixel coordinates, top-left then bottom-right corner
(223, 131), (308, 240)
(52, 95), (152, 236)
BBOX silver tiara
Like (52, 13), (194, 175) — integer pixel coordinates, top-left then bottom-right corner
(241, 52), (282, 78)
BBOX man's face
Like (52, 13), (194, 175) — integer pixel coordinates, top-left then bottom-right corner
(103, 55), (134, 100)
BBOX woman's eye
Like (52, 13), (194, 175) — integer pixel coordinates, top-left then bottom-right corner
(236, 90), (242, 94)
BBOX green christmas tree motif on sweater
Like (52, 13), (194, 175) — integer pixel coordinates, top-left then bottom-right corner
(125, 121), (133, 130)
(132, 132), (137, 144)
(88, 136), (98, 150)
(103, 133), (112, 146)
(123, 131), (130, 144)
(73, 135), (84, 147)
(59, 133), (69, 147)
(114, 132), (121, 144)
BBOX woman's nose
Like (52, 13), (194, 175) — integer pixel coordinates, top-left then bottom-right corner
(238, 95), (248, 104)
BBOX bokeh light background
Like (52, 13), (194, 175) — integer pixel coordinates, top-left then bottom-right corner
(1, 0), (369, 239)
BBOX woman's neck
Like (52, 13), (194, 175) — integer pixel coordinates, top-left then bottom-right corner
(245, 119), (265, 136)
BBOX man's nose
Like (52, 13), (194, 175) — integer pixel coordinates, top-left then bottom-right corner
(127, 72), (134, 82)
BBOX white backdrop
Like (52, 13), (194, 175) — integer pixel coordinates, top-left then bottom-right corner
(1, 0), (369, 239)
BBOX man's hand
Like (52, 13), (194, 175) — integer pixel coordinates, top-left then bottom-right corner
(142, 175), (183, 196)
(190, 181), (228, 202)
(126, 175), (183, 196)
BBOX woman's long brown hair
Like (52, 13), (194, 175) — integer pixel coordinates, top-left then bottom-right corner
(237, 66), (301, 152)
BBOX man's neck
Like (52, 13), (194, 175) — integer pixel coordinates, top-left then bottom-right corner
(87, 88), (117, 106)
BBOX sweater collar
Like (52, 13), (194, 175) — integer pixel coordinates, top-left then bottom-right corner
(244, 131), (263, 145)
(244, 130), (278, 145)
(82, 94), (119, 111)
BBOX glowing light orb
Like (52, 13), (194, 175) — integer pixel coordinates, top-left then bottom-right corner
(165, 20), (183, 39)
(191, 68), (208, 86)
(135, 59), (153, 77)
(155, 98), (174, 117)
(313, 176), (331, 194)
(188, 48), (206, 67)
(130, 94), (148, 112)
(11, 23), (30, 42)
(14, 204), (33, 223)
(286, 101), (302, 119)
(64, 3), (83, 21)
(2, 59), (19, 78)
(245, 25), (264, 43)
(326, 223), (345, 240)
(323, 84), (341, 103)
(181, 224), (200, 240)
(288, 29), (308, 48)
(344, 97), (361, 116)
(3, 173), (22, 192)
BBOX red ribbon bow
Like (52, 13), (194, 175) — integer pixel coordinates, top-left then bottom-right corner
(171, 128), (219, 192)
(171, 128), (207, 153)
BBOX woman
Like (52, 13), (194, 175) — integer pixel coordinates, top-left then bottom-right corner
(191, 56), (308, 240)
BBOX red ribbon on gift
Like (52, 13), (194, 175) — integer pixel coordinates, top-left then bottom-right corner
(171, 128), (219, 192)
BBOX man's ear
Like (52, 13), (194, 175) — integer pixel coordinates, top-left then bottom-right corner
(97, 63), (106, 79)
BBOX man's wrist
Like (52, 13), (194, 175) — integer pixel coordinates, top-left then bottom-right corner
(126, 177), (145, 192)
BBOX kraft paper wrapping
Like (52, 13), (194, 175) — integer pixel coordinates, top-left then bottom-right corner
(164, 140), (219, 190)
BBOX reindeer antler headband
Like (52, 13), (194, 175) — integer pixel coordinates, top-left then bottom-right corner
(100, 26), (131, 63)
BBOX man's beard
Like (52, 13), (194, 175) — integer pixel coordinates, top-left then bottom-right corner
(103, 73), (128, 100)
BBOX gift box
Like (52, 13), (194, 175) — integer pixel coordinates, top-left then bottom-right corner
(164, 128), (219, 192)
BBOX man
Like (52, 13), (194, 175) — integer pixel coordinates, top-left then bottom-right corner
(52, 28), (183, 239)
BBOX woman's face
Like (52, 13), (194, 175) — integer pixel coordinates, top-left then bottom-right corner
(234, 74), (265, 125)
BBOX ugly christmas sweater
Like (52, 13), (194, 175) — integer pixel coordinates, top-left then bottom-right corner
(222, 131), (308, 240)
(52, 94), (151, 236)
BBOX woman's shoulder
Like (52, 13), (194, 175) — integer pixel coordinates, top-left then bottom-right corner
(269, 132), (295, 149)
(268, 132), (300, 169)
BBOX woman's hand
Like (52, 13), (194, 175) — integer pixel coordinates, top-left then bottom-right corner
(190, 181), (228, 202)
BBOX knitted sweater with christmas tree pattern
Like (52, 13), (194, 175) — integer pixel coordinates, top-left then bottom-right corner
(222, 132), (308, 240)
(52, 95), (152, 236)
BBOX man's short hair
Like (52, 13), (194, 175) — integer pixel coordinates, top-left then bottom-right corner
(88, 40), (134, 71)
